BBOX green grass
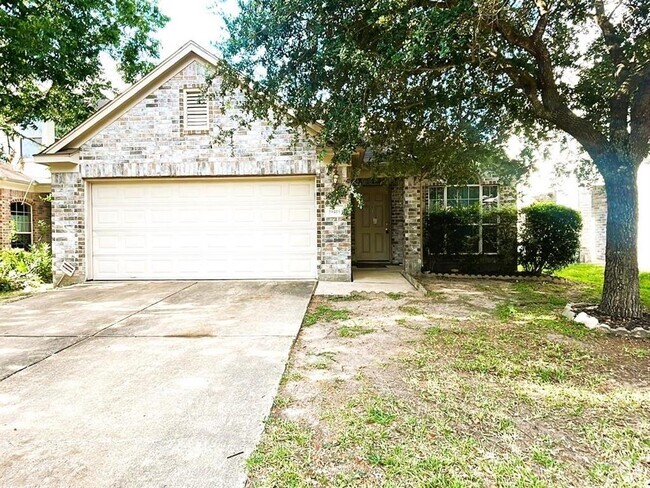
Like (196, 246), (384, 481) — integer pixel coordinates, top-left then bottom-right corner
(302, 305), (351, 327)
(249, 278), (650, 487)
(338, 325), (375, 338)
(398, 304), (424, 316)
(555, 263), (650, 309)
(328, 293), (369, 302)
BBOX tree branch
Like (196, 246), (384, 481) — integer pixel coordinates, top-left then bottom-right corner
(489, 11), (610, 162)
(594, 0), (629, 83)
(531, 0), (549, 43)
(594, 0), (633, 145)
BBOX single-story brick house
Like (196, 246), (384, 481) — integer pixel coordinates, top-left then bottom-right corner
(35, 42), (515, 284)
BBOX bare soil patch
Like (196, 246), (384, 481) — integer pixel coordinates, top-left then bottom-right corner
(247, 278), (650, 487)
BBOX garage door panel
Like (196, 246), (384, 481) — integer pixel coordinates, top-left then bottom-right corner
(90, 178), (317, 280)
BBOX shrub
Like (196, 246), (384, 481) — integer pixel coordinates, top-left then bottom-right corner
(423, 205), (518, 274)
(0, 244), (53, 292)
(519, 203), (582, 275)
(424, 206), (517, 255)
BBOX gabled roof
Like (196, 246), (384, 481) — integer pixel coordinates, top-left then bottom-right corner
(37, 41), (324, 161)
(38, 41), (222, 156)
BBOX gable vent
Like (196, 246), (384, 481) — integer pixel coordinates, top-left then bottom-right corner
(184, 89), (209, 130)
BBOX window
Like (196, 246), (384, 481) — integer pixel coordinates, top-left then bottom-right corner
(10, 202), (32, 249)
(183, 89), (209, 131)
(427, 184), (500, 254)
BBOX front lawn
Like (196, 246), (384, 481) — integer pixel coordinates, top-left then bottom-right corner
(556, 263), (650, 309)
(248, 278), (650, 487)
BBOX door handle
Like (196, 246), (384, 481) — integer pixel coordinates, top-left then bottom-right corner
(385, 227), (389, 234)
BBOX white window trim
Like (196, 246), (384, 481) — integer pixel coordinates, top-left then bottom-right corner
(10, 202), (33, 247)
(183, 89), (209, 131)
(427, 184), (501, 255)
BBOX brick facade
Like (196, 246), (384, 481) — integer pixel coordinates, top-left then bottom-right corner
(403, 177), (424, 274)
(390, 181), (404, 265)
(51, 173), (85, 284)
(0, 188), (51, 249)
(51, 59), (350, 283)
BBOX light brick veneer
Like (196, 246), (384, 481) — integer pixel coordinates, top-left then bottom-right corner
(403, 177), (423, 274)
(390, 181), (404, 265)
(51, 60), (350, 283)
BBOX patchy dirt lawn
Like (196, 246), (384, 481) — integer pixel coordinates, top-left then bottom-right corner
(247, 278), (650, 488)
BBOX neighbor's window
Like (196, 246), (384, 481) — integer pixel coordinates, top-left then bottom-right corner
(183, 89), (209, 131)
(427, 184), (500, 254)
(10, 202), (32, 249)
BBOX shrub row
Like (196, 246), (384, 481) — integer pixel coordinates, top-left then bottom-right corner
(424, 202), (582, 276)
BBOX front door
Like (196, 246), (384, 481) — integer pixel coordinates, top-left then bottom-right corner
(354, 185), (390, 262)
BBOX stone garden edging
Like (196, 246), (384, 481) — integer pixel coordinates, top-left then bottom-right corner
(562, 303), (650, 339)
(422, 271), (567, 283)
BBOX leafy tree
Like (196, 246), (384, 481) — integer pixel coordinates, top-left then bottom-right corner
(219, 0), (650, 319)
(0, 0), (168, 151)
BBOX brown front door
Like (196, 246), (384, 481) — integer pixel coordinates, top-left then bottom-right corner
(354, 185), (390, 261)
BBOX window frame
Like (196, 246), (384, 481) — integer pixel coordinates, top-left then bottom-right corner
(10, 201), (33, 249)
(426, 184), (501, 255)
(183, 88), (210, 132)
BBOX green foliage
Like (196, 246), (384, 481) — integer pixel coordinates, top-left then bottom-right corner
(217, 0), (532, 182)
(423, 205), (517, 273)
(303, 305), (350, 326)
(0, 244), (53, 292)
(219, 1), (650, 175)
(338, 325), (375, 337)
(220, 0), (649, 315)
(425, 205), (517, 255)
(0, 0), (168, 138)
(519, 203), (583, 276)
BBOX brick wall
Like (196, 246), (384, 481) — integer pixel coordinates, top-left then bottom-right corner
(390, 181), (404, 265)
(79, 61), (319, 179)
(51, 173), (84, 284)
(403, 177), (423, 274)
(0, 188), (51, 249)
(317, 167), (351, 281)
(52, 59), (350, 283)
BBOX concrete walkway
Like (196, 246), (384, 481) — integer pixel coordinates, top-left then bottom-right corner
(0, 280), (313, 487)
(315, 267), (419, 296)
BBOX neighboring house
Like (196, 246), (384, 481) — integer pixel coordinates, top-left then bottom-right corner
(35, 42), (515, 284)
(0, 122), (53, 249)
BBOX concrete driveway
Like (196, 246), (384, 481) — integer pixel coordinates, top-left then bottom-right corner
(0, 280), (314, 487)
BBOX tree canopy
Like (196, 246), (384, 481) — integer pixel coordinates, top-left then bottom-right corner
(0, 0), (168, 139)
(220, 0), (650, 319)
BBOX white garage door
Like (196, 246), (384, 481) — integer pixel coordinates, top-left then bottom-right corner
(89, 177), (317, 280)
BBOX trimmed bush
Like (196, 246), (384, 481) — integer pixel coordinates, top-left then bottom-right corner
(423, 206), (518, 274)
(519, 203), (582, 275)
(0, 243), (53, 292)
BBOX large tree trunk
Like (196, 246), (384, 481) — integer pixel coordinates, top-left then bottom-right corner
(599, 163), (643, 319)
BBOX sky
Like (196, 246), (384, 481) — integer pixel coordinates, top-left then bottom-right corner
(155, 0), (237, 57)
